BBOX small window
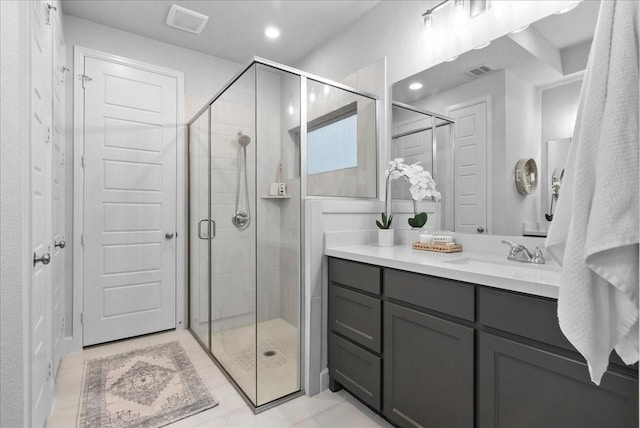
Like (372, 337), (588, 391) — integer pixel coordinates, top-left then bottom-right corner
(307, 114), (357, 175)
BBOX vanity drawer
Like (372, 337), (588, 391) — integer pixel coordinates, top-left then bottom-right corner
(330, 333), (381, 411)
(477, 287), (633, 370)
(478, 287), (571, 351)
(329, 284), (381, 353)
(385, 269), (475, 322)
(329, 257), (381, 295)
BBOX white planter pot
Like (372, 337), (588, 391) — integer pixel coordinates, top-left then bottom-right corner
(378, 229), (394, 247)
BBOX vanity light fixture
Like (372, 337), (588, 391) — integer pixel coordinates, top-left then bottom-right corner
(265, 26), (280, 39)
(473, 41), (491, 49)
(421, 0), (449, 28)
(554, 2), (579, 15)
(409, 82), (423, 90)
(511, 24), (530, 34)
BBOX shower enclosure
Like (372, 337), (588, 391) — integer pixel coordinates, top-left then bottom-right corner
(187, 58), (378, 411)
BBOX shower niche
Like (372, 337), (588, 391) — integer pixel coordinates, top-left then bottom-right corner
(187, 58), (378, 411)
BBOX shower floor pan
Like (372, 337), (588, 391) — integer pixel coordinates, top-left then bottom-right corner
(211, 318), (300, 405)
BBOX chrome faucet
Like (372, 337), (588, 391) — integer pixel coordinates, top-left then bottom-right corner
(501, 240), (546, 264)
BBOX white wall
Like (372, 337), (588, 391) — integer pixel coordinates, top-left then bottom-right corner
(0, 2), (31, 425)
(504, 70), (542, 235)
(62, 15), (242, 340)
(539, 78), (582, 229)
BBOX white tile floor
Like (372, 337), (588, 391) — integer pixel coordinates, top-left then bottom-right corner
(46, 329), (392, 428)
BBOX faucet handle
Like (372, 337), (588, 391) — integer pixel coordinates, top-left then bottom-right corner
(501, 239), (517, 247)
(533, 244), (546, 263)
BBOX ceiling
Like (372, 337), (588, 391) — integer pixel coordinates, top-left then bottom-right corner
(393, 0), (600, 104)
(61, 0), (379, 65)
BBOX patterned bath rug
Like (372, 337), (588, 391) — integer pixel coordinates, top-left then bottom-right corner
(78, 341), (217, 428)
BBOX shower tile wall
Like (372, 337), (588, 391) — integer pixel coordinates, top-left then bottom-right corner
(256, 68), (285, 324)
(210, 87), (258, 334)
(280, 74), (302, 328)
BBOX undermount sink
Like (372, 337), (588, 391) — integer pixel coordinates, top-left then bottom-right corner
(443, 256), (561, 280)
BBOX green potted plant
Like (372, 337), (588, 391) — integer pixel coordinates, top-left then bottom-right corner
(377, 158), (405, 246)
(377, 158), (441, 246)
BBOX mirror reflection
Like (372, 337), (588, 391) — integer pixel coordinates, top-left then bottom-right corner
(392, 0), (599, 236)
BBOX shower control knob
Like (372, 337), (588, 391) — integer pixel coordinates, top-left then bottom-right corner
(165, 232), (174, 240)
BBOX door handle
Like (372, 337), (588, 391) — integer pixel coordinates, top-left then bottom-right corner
(198, 219), (208, 240)
(197, 219), (216, 240)
(165, 232), (174, 239)
(54, 240), (66, 249)
(34, 252), (51, 266)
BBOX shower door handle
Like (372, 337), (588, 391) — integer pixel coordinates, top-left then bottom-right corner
(198, 219), (210, 240)
(198, 219), (216, 240)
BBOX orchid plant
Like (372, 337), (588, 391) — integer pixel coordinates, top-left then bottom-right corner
(377, 158), (441, 230)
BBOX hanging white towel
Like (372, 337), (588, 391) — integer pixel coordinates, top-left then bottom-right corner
(546, 0), (639, 385)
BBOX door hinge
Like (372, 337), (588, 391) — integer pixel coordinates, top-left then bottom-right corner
(81, 155), (85, 168)
(81, 234), (84, 246)
(80, 74), (92, 89)
(80, 312), (84, 325)
(60, 152), (65, 165)
(47, 361), (52, 379)
(46, 127), (51, 144)
(45, 3), (56, 26)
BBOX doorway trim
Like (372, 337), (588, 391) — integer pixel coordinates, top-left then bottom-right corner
(446, 95), (493, 235)
(71, 46), (185, 351)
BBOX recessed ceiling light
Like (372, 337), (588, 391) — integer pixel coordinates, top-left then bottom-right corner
(445, 55), (459, 62)
(474, 41), (491, 50)
(409, 82), (423, 90)
(511, 24), (529, 34)
(554, 2), (579, 15)
(265, 26), (280, 39)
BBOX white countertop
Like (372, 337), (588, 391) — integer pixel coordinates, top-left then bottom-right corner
(325, 244), (561, 299)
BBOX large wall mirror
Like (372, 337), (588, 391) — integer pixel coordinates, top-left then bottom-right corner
(391, 0), (598, 236)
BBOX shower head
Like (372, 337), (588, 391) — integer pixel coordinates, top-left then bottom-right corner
(238, 131), (251, 148)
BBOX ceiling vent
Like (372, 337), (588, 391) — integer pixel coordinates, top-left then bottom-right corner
(166, 4), (209, 34)
(465, 64), (494, 77)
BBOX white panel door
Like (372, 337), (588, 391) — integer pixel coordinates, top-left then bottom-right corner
(51, 6), (66, 377)
(450, 101), (487, 234)
(83, 57), (177, 346)
(30, 1), (53, 426)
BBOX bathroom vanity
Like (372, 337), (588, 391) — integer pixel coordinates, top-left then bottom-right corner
(326, 248), (638, 428)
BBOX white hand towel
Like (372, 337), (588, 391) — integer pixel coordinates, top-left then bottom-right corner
(546, 0), (639, 385)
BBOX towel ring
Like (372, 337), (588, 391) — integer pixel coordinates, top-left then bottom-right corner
(515, 158), (538, 196)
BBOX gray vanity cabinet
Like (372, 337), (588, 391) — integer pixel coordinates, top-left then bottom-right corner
(478, 332), (638, 428)
(384, 302), (474, 428)
(327, 257), (638, 428)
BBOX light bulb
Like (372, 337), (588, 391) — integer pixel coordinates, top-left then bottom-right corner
(409, 82), (423, 91)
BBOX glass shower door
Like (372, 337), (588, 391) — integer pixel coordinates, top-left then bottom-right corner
(209, 65), (258, 404)
(188, 109), (210, 348)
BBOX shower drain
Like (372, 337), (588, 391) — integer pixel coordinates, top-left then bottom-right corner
(263, 350), (276, 357)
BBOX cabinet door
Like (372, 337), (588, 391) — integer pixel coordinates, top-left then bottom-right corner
(478, 332), (638, 428)
(384, 302), (474, 428)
